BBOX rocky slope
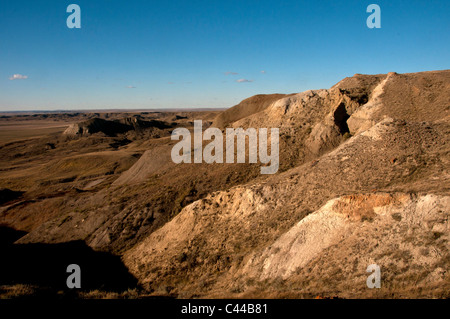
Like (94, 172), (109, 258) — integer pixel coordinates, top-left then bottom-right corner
(123, 70), (450, 298)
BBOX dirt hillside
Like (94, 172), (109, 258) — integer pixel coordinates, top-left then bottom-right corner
(211, 94), (293, 128)
(124, 70), (450, 298)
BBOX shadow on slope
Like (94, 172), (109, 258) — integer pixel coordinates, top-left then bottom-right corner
(0, 189), (24, 205)
(0, 226), (138, 295)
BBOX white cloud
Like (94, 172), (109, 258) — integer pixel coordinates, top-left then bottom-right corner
(236, 79), (253, 83)
(224, 71), (238, 75)
(126, 85), (136, 88)
(261, 70), (266, 74)
(9, 74), (28, 80)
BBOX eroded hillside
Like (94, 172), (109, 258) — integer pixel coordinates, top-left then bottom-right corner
(0, 70), (449, 298)
(123, 70), (450, 298)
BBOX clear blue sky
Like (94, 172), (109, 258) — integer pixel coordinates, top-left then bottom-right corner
(0, 0), (449, 111)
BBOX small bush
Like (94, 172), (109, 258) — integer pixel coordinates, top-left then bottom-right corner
(342, 132), (352, 140)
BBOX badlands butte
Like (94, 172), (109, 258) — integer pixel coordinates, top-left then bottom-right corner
(0, 70), (449, 298)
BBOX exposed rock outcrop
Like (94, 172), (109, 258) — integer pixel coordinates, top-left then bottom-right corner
(63, 117), (173, 137)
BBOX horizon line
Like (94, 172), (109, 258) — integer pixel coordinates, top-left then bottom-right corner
(0, 107), (228, 114)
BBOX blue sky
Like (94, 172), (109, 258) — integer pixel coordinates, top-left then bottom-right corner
(0, 0), (449, 111)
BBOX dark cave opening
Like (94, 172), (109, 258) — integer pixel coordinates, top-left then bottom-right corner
(333, 103), (350, 134)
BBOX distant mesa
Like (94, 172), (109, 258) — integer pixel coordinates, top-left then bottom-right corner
(63, 116), (174, 137)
